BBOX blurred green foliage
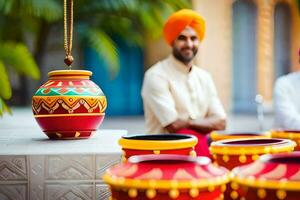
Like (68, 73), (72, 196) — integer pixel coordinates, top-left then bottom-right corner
(75, 0), (191, 74)
(0, 42), (40, 116)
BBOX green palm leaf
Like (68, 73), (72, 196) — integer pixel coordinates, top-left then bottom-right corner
(0, 97), (11, 116)
(0, 60), (11, 100)
(0, 0), (62, 22)
(20, 0), (62, 22)
(86, 29), (119, 77)
(0, 0), (14, 14)
(0, 42), (40, 80)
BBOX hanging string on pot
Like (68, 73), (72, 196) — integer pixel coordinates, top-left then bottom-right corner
(64, 0), (74, 68)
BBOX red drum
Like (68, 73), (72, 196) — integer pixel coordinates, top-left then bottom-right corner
(232, 152), (300, 200)
(210, 138), (296, 170)
(118, 134), (198, 162)
(210, 131), (270, 142)
(103, 154), (230, 200)
(271, 129), (300, 151)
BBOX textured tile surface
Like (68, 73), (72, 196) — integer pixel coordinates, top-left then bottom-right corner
(0, 130), (124, 200)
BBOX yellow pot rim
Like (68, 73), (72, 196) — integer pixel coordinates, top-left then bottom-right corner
(210, 131), (270, 141)
(232, 174), (300, 191)
(48, 70), (92, 80)
(271, 130), (300, 139)
(103, 173), (229, 189)
(119, 137), (197, 150)
(210, 140), (296, 155)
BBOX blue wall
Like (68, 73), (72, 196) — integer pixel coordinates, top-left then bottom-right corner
(84, 41), (144, 116)
(274, 3), (291, 79)
(232, 0), (258, 113)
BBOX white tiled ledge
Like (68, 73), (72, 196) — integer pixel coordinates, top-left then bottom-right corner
(0, 129), (126, 200)
(0, 129), (126, 155)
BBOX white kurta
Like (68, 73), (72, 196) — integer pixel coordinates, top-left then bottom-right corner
(141, 55), (226, 133)
(274, 71), (300, 129)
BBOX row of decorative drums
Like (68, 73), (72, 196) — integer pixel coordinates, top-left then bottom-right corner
(103, 131), (300, 200)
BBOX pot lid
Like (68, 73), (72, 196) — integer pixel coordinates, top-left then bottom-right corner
(103, 154), (229, 189)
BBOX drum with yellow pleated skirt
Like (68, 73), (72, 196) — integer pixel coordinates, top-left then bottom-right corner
(103, 154), (230, 200)
(231, 152), (300, 200)
(209, 138), (296, 170)
(210, 138), (296, 200)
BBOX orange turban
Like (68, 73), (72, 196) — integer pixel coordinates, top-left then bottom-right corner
(163, 9), (205, 45)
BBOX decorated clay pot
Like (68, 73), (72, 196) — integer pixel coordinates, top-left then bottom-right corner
(271, 129), (300, 151)
(32, 70), (107, 139)
(231, 152), (300, 200)
(118, 134), (198, 162)
(210, 131), (270, 142)
(209, 138), (296, 170)
(103, 154), (230, 200)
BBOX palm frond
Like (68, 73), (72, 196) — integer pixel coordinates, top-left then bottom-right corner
(0, 0), (14, 14)
(20, 0), (62, 22)
(0, 60), (11, 100)
(0, 97), (11, 116)
(86, 29), (119, 76)
(162, 0), (191, 10)
(0, 42), (40, 79)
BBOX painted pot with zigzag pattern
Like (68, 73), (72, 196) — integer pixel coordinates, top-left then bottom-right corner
(32, 70), (107, 139)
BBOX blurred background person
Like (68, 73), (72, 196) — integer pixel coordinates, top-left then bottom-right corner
(141, 9), (226, 157)
(273, 50), (300, 130)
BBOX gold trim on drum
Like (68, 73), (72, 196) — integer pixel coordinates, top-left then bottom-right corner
(34, 113), (105, 117)
(209, 139), (296, 155)
(118, 137), (197, 150)
(210, 131), (270, 141)
(102, 173), (229, 190)
(271, 130), (300, 147)
(271, 130), (300, 139)
(232, 175), (300, 191)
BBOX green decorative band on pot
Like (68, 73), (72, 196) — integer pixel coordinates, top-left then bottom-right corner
(34, 87), (104, 96)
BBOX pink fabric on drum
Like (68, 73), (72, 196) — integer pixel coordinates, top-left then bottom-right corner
(176, 128), (211, 158)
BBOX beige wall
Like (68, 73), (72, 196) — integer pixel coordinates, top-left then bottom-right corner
(144, 37), (170, 69)
(256, 0), (300, 106)
(192, 0), (233, 111)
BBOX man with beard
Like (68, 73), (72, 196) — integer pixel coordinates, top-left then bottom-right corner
(141, 9), (226, 156)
